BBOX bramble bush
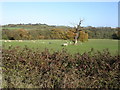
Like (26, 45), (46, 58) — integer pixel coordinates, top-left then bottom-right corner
(2, 46), (120, 88)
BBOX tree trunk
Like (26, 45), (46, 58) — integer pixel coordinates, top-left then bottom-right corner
(74, 39), (77, 45)
(73, 19), (83, 45)
(74, 32), (80, 45)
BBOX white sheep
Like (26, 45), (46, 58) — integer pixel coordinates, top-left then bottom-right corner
(8, 40), (11, 42)
(19, 40), (23, 42)
(62, 43), (68, 46)
(4, 40), (7, 42)
(32, 41), (36, 43)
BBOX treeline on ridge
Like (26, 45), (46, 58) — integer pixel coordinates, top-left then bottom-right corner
(2, 24), (120, 40)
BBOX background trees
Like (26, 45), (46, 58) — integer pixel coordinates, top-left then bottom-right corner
(78, 31), (88, 42)
(2, 23), (119, 40)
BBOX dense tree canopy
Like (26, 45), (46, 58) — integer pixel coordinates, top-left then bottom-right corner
(2, 24), (119, 40)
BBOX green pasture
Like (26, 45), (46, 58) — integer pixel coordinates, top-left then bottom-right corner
(2, 27), (32, 30)
(2, 39), (119, 55)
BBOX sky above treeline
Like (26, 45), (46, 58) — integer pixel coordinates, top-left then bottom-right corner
(0, 2), (118, 27)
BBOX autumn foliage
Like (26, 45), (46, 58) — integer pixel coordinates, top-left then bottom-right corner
(2, 27), (89, 42)
(51, 28), (89, 42)
(2, 24), (119, 40)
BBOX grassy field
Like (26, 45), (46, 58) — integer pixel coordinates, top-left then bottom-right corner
(2, 39), (119, 55)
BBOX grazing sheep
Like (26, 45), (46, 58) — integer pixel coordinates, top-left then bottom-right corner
(31, 40), (35, 42)
(61, 43), (68, 46)
(19, 40), (23, 42)
(4, 40), (7, 42)
(32, 40), (36, 43)
(8, 40), (11, 42)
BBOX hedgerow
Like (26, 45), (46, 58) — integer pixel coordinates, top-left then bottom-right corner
(2, 46), (120, 88)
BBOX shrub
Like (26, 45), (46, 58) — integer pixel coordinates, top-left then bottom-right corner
(2, 47), (120, 88)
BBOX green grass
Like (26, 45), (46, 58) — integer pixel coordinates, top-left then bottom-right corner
(2, 39), (119, 55)
(2, 27), (33, 30)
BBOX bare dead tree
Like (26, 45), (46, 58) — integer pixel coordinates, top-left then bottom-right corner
(74, 19), (83, 45)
